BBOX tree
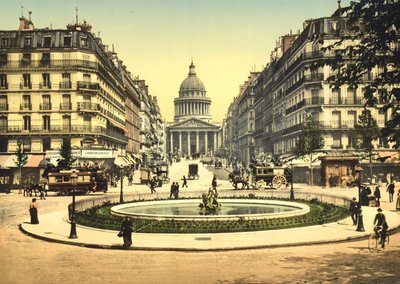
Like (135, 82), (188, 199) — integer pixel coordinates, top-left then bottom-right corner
(354, 108), (380, 177)
(57, 141), (76, 168)
(314, 0), (400, 148)
(13, 140), (28, 192)
(294, 115), (325, 186)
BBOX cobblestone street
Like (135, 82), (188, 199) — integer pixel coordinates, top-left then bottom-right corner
(1, 161), (400, 283)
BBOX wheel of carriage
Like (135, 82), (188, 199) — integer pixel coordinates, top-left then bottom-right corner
(272, 175), (286, 189)
(256, 180), (266, 189)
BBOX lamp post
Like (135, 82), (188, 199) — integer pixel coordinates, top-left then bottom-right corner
(120, 166), (124, 204)
(69, 171), (78, 239)
(355, 166), (365, 232)
(290, 163), (294, 201)
(17, 139), (22, 194)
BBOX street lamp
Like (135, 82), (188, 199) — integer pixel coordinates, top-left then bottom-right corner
(290, 163), (294, 201)
(355, 165), (365, 232)
(69, 171), (78, 239)
(120, 166), (124, 204)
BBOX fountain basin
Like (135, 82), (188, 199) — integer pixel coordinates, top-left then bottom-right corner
(110, 199), (310, 220)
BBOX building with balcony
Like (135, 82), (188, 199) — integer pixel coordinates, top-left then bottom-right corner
(222, 5), (398, 185)
(166, 62), (220, 156)
(0, 14), (142, 179)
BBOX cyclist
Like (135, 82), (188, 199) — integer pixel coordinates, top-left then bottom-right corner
(373, 208), (389, 248)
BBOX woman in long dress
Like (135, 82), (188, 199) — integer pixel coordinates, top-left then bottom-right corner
(396, 190), (400, 211)
(120, 217), (132, 249)
(29, 198), (39, 224)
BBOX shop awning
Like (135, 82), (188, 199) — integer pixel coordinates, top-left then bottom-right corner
(26, 155), (45, 167)
(131, 153), (142, 162)
(114, 155), (132, 167)
(125, 155), (136, 165)
(0, 155), (44, 168)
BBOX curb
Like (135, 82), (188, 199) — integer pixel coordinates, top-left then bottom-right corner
(19, 222), (400, 252)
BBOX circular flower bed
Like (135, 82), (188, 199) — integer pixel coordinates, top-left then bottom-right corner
(76, 196), (348, 234)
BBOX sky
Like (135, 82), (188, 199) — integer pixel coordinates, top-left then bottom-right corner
(0, 0), (349, 122)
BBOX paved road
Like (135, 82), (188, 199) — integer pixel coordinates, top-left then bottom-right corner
(1, 160), (400, 284)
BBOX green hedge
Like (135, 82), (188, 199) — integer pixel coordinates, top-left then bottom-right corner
(76, 196), (349, 233)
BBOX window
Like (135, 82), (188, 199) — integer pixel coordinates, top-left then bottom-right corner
(61, 73), (71, 88)
(80, 37), (88, 47)
(1, 38), (8, 47)
(24, 37), (32, 47)
(43, 115), (51, 131)
(0, 74), (7, 89)
(348, 111), (357, 127)
(63, 36), (71, 47)
(0, 54), (7, 67)
(22, 95), (31, 110)
(22, 74), (31, 88)
(23, 116), (31, 131)
(41, 94), (51, 110)
(43, 36), (51, 47)
(63, 116), (71, 131)
(22, 53), (31, 67)
(0, 95), (7, 110)
(22, 138), (31, 152)
(332, 111), (341, 128)
(83, 74), (91, 82)
(62, 94), (71, 110)
(40, 53), (50, 66)
(42, 138), (51, 151)
(41, 73), (50, 88)
(347, 87), (357, 104)
(0, 116), (7, 132)
(332, 134), (342, 149)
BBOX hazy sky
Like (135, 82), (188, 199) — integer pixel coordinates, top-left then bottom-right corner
(1, 0), (348, 122)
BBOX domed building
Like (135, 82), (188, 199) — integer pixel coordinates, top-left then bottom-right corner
(167, 61), (220, 156)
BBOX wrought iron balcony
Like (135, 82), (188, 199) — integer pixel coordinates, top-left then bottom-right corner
(0, 82), (8, 90)
(19, 82), (32, 89)
(77, 102), (100, 112)
(77, 81), (100, 91)
(60, 103), (72, 110)
(39, 103), (52, 110)
(59, 81), (72, 89)
(39, 82), (52, 89)
(0, 103), (8, 111)
(20, 103), (32, 110)
(0, 59), (98, 70)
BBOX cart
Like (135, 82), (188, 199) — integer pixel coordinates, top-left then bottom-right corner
(188, 164), (199, 179)
(156, 163), (170, 184)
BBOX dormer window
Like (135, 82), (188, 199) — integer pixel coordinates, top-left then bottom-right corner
(80, 37), (88, 47)
(24, 37), (32, 47)
(1, 38), (8, 47)
(64, 36), (71, 47)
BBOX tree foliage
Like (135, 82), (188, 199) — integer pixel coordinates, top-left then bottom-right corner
(13, 141), (28, 168)
(294, 115), (325, 158)
(314, 0), (400, 148)
(57, 141), (76, 168)
(354, 108), (380, 151)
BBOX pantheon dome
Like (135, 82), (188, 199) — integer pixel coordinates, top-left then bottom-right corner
(174, 61), (212, 122)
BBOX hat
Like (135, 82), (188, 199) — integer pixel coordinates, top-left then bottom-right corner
(352, 197), (356, 200)
(377, 208), (383, 212)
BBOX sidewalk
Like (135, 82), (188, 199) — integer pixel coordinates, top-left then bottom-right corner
(20, 198), (400, 251)
(19, 160), (400, 251)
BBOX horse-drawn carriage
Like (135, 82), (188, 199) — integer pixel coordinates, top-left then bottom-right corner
(252, 165), (292, 189)
(154, 162), (170, 184)
(188, 163), (199, 179)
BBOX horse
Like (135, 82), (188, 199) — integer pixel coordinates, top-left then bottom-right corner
(229, 173), (250, 190)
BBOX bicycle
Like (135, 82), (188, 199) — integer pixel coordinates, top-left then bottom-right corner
(368, 228), (389, 251)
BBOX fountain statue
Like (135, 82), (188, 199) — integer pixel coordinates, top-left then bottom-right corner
(199, 187), (221, 214)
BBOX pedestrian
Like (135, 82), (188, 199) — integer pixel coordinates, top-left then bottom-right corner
(374, 185), (381, 207)
(120, 217), (133, 249)
(29, 198), (39, 224)
(170, 182), (176, 198)
(387, 182), (395, 202)
(182, 176), (188, 188)
(396, 189), (400, 211)
(349, 197), (358, 226)
(212, 175), (217, 190)
(174, 182), (180, 199)
(150, 178), (156, 194)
